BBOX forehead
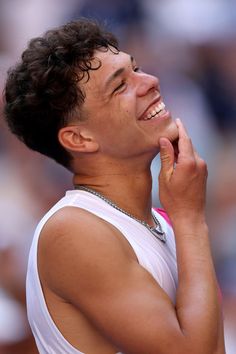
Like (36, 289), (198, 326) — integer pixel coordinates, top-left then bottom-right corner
(93, 48), (130, 71)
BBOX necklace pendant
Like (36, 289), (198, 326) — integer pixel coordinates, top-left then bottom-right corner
(150, 227), (166, 243)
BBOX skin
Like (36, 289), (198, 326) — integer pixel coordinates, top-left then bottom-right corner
(38, 48), (225, 353)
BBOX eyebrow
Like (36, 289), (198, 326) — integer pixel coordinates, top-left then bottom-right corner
(104, 55), (134, 91)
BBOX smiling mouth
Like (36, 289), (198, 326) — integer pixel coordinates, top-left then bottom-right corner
(140, 102), (166, 121)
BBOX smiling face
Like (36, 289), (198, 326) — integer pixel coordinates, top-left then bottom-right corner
(72, 47), (179, 163)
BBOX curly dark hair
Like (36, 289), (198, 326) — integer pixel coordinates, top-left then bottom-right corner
(3, 18), (119, 170)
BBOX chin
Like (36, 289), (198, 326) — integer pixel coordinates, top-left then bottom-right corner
(164, 119), (179, 143)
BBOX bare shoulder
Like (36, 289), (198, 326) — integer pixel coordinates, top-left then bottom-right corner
(38, 206), (137, 296)
(39, 206), (135, 257)
(38, 206), (182, 353)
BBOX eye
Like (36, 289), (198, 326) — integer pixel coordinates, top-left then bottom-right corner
(113, 80), (126, 93)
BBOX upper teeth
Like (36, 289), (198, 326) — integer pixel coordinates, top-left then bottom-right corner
(145, 102), (166, 120)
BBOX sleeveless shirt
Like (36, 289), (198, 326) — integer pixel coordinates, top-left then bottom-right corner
(26, 190), (178, 353)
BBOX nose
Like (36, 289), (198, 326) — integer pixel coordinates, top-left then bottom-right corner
(135, 72), (159, 97)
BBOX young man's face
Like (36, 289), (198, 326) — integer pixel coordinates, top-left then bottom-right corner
(79, 48), (178, 160)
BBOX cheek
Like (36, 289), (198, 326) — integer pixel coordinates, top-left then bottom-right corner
(104, 102), (134, 130)
(87, 95), (140, 143)
(115, 89), (137, 117)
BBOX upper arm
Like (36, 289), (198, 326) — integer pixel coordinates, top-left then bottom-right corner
(38, 207), (189, 354)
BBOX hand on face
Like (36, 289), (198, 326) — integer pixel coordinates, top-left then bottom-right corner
(158, 118), (208, 223)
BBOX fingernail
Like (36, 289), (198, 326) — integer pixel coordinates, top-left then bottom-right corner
(175, 118), (181, 124)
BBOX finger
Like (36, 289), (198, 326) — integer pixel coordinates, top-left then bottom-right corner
(193, 149), (200, 161)
(175, 118), (189, 139)
(188, 135), (205, 167)
(159, 137), (175, 180)
(194, 150), (208, 174)
(175, 118), (195, 162)
(172, 139), (179, 164)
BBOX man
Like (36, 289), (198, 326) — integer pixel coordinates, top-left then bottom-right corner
(4, 19), (225, 354)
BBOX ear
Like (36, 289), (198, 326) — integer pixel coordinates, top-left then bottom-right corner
(58, 125), (99, 153)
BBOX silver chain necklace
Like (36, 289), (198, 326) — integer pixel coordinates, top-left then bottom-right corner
(74, 185), (166, 243)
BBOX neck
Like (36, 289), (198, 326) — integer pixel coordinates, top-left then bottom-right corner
(73, 169), (153, 224)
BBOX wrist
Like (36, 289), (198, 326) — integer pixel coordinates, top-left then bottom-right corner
(170, 212), (208, 236)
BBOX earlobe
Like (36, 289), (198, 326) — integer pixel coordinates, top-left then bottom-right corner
(58, 126), (99, 153)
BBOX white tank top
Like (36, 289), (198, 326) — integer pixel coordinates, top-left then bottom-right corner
(26, 190), (178, 354)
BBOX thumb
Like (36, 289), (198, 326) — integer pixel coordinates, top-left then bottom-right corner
(159, 138), (175, 179)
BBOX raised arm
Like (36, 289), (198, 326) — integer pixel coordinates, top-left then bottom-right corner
(158, 118), (225, 354)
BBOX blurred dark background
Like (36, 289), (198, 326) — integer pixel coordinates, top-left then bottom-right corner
(0, 1), (235, 353)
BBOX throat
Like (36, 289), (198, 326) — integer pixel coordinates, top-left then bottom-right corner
(74, 184), (166, 243)
(73, 171), (153, 218)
